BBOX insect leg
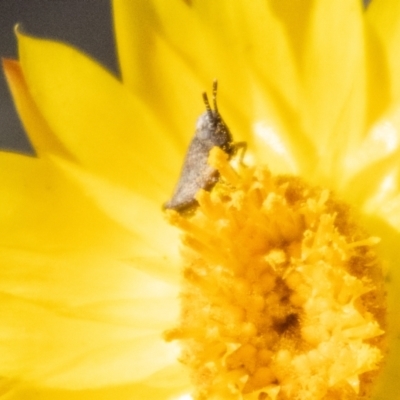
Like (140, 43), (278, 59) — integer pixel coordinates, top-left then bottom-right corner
(231, 141), (247, 164)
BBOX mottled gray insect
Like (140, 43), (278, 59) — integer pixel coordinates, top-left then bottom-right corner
(164, 81), (245, 212)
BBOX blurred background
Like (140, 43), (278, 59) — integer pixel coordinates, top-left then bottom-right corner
(0, 0), (118, 154)
(0, 0), (372, 154)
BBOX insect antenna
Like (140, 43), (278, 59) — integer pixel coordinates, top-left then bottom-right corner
(212, 80), (219, 114)
(202, 91), (213, 120)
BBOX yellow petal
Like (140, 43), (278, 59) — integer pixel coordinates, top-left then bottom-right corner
(187, 0), (300, 109)
(361, 216), (400, 400)
(2, 58), (72, 159)
(250, 89), (317, 176)
(113, 0), (245, 148)
(16, 31), (181, 203)
(53, 155), (181, 259)
(112, 0), (240, 100)
(342, 152), (400, 208)
(112, 0), (204, 150)
(0, 292), (179, 389)
(0, 153), (181, 389)
(0, 150), (179, 285)
(3, 365), (189, 400)
(340, 104), (400, 207)
(113, 0), (298, 109)
(1, 246), (178, 323)
(1, 246), (180, 389)
(367, 0), (400, 102)
(341, 105), (400, 180)
(0, 151), (129, 252)
(364, 24), (391, 129)
(300, 0), (365, 156)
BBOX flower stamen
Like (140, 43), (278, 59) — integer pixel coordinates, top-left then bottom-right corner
(165, 147), (386, 400)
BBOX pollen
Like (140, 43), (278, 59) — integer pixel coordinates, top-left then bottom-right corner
(165, 147), (386, 400)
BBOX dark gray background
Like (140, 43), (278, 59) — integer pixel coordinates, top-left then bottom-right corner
(0, 0), (371, 154)
(0, 0), (118, 154)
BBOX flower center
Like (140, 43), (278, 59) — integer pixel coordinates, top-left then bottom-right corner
(165, 147), (386, 400)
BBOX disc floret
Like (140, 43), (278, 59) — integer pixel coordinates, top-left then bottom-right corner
(165, 147), (386, 400)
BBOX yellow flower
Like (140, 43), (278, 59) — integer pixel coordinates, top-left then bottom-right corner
(1, 0), (400, 399)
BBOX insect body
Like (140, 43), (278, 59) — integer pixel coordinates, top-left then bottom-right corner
(164, 81), (243, 212)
